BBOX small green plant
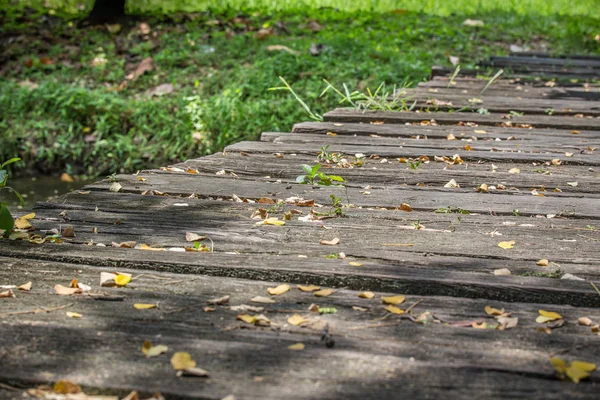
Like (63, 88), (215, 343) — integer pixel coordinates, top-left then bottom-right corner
(412, 220), (424, 230)
(509, 110), (524, 117)
(269, 77), (323, 122)
(318, 145), (344, 164)
(328, 194), (344, 217)
(321, 79), (416, 112)
(447, 65), (461, 88)
(545, 108), (555, 115)
(0, 158), (24, 235)
(513, 209), (520, 216)
(479, 69), (504, 96)
(296, 164), (345, 186)
(519, 269), (563, 279)
(408, 160), (422, 170)
(435, 206), (470, 214)
(477, 107), (490, 115)
(586, 225), (596, 230)
(327, 253), (340, 259)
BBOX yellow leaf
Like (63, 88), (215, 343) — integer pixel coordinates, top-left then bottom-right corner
(320, 237), (340, 245)
(472, 322), (487, 329)
(251, 296), (276, 304)
(297, 284), (321, 292)
(267, 284), (290, 296)
(571, 361), (596, 373)
(536, 309), (562, 323)
(497, 240), (515, 249)
(381, 295), (405, 305)
(60, 173), (74, 183)
(314, 288), (334, 297)
(477, 183), (489, 193)
(170, 352), (196, 371)
(115, 274), (132, 287)
(237, 314), (256, 324)
(484, 306), (504, 316)
(551, 159), (562, 166)
(142, 340), (168, 358)
(53, 380), (82, 394)
(288, 343), (305, 350)
(17, 281), (32, 291)
(551, 357), (568, 374)
(536, 259), (549, 266)
(134, 303), (157, 310)
(264, 217), (285, 226)
(566, 362), (596, 383)
(14, 213), (35, 230)
(508, 168), (520, 174)
(349, 261), (362, 267)
(571, 130), (580, 135)
(359, 291), (375, 299)
(66, 312), (82, 318)
(384, 305), (404, 314)
(139, 244), (166, 251)
(287, 314), (307, 326)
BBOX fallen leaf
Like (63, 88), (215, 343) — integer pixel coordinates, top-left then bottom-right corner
(567, 361), (596, 383)
(185, 232), (207, 242)
(508, 168), (520, 174)
(288, 343), (305, 350)
(267, 45), (300, 56)
(400, 203), (413, 212)
(60, 173), (74, 182)
(177, 367), (209, 377)
(55, 284), (82, 295)
(444, 179), (459, 188)
(536, 309), (562, 323)
(14, 213), (35, 230)
(381, 295), (405, 305)
(571, 130), (580, 135)
(447, 133), (456, 140)
(139, 244), (166, 251)
(66, 311), (82, 318)
(251, 296), (276, 304)
(484, 306), (505, 316)
(17, 281), (32, 291)
(128, 57), (154, 81)
(268, 284), (290, 296)
(493, 268), (511, 276)
(112, 241), (137, 248)
(53, 380), (82, 394)
(171, 352), (196, 370)
(297, 284), (321, 292)
(320, 238), (340, 245)
(578, 317), (593, 326)
(207, 295), (230, 305)
(0, 289), (15, 298)
(359, 291), (375, 299)
(236, 313), (271, 326)
(498, 240), (515, 249)
(551, 159), (562, 166)
(142, 340), (168, 358)
(567, 182), (578, 187)
(472, 321), (487, 329)
(314, 288), (334, 297)
(109, 182), (122, 192)
(384, 305), (405, 314)
(477, 184), (489, 193)
(115, 274), (132, 287)
(536, 259), (549, 266)
(255, 217), (286, 227)
(134, 303), (158, 310)
(496, 316), (519, 329)
(287, 314), (308, 326)
(349, 261), (362, 267)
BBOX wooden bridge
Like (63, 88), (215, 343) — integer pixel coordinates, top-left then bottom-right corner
(1, 54), (600, 399)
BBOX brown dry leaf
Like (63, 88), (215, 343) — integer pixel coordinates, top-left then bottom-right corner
(66, 311), (82, 318)
(464, 144), (473, 151)
(185, 232), (207, 242)
(484, 305), (505, 316)
(359, 291), (375, 299)
(536, 259), (549, 266)
(472, 322), (487, 329)
(18, 281), (32, 291)
(320, 237), (340, 245)
(297, 284), (321, 292)
(0, 289), (16, 298)
(314, 288), (334, 297)
(128, 57), (154, 81)
(203, 306), (215, 312)
(207, 295), (230, 305)
(578, 317), (593, 326)
(496, 316), (519, 329)
(353, 306), (369, 312)
(55, 284), (82, 295)
(109, 182), (122, 192)
(551, 159), (562, 166)
(508, 167), (520, 174)
(53, 380), (82, 394)
(400, 203), (413, 212)
(384, 305), (404, 314)
(258, 197), (275, 204)
(255, 27), (273, 39)
(171, 352), (197, 371)
(446, 133), (456, 140)
(565, 152), (574, 157)
(571, 130), (581, 135)
(251, 296), (276, 304)
(381, 295), (405, 305)
(267, 284), (290, 296)
(536, 309), (562, 323)
(287, 314), (308, 326)
(498, 240), (515, 249)
(477, 184), (489, 193)
(288, 343), (305, 350)
(139, 244), (166, 251)
(134, 303), (158, 310)
(444, 179), (459, 188)
(142, 340), (168, 358)
(113, 241), (137, 248)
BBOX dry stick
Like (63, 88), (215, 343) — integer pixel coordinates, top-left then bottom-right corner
(0, 303), (72, 318)
(405, 299), (424, 314)
(0, 382), (21, 392)
(590, 282), (600, 297)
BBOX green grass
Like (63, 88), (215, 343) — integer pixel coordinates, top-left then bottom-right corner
(1, 2), (599, 176)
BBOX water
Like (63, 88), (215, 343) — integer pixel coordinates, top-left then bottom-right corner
(0, 175), (91, 210)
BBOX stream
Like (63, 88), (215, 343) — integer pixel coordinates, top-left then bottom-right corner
(0, 175), (90, 210)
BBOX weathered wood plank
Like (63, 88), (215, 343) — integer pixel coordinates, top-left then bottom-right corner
(487, 56), (600, 69)
(430, 65), (600, 79)
(1, 257), (599, 399)
(323, 108), (600, 130)
(413, 85), (600, 101)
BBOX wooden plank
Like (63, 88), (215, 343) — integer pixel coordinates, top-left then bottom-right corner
(430, 66), (600, 80)
(412, 86), (600, 101)
(508, 53), (600, 61)
(1, 257), (599, 399)
(323, 108), (600, 130)
(487, 56), (600, 69)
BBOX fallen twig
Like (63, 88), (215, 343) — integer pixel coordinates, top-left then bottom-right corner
(405, 299), (424, 314)
(0, 303), (73, 318)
